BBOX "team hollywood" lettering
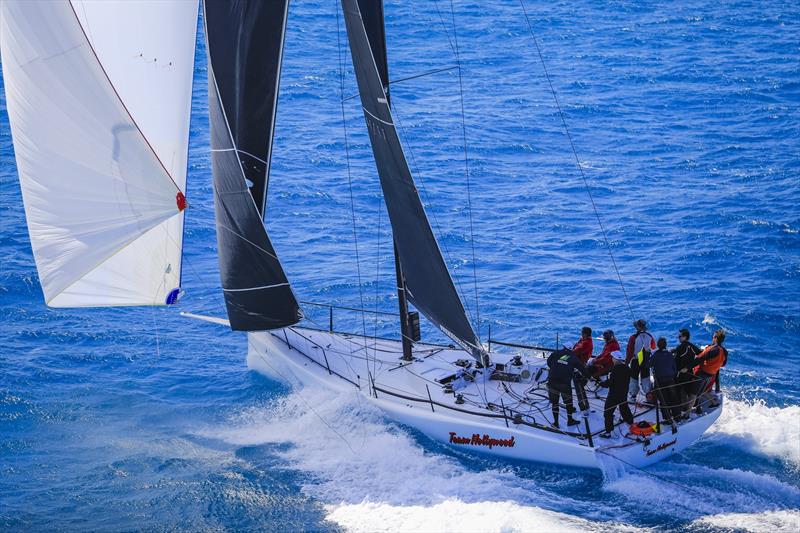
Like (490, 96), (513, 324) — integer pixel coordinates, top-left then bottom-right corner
(645, 438), (677, 456)
(449, 431), (515, 449)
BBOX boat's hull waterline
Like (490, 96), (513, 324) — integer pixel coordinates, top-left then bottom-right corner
(247, 327), (722, 470)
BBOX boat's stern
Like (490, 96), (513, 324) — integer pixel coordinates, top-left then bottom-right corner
(597, 396), (723, 469)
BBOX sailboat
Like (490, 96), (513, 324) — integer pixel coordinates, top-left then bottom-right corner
(1, 0), (722, 470)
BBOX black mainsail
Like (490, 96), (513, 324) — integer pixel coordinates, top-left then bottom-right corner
(340, 0), (486, 363)
(204, 0), (301, 330)
(356, 0), (414, 361)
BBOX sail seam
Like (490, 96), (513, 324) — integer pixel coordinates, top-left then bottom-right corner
(211, 148), (269, 166)
(223, 283), (289, 292)
(66, 0), (183, 194)
(216, 222), (280, 261)
(362, 106), (394, 126)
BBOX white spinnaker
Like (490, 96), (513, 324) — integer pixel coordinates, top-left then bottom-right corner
(0, 0), (198, 307)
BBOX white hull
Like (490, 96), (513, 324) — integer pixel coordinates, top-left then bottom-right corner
(247, 327), (722, 470)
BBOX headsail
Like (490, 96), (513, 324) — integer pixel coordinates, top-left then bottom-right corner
(356, 0), (390, 94)
(203, 0), (302, 331)
(0, 0), (197, 307)
(340, 0), (486, 362)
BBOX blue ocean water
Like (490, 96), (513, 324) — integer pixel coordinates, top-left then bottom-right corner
(1, 0), (799, 531)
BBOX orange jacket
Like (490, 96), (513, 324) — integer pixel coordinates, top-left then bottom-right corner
(696, 344), (727, 375)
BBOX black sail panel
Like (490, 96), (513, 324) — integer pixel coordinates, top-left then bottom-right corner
(356, 0), (389, 93)
(204, 0), (289, 216)
(340, 0), (485, 361)
(204, 0), (301, 331)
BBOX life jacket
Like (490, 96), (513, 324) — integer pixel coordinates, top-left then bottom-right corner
(629, 420), (657, 437)
(700, 345), (727, 375)
(636, 346), (649, 366)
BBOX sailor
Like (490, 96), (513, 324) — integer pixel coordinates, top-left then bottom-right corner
(572, 326), (594, 364)
(599, 355), (634, 438)
(672, 328), (701, 417)
(649, 337), (680, 423)
(691, 330), (728, 413)
(589, 329), (619, 378)
(626, 319), (656, 403)
(547, 347), (591, 428)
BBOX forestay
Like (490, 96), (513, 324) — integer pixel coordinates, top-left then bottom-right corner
(0, 0), (197, 307)
(203, 0), (302, 331)
(340, 0), (486, 363)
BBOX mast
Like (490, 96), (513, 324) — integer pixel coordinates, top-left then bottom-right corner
(340, 0), (489, 365)
(356, 0), (413, 360)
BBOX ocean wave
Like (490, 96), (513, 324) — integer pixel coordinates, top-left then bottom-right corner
(707, 398), (800, 467)
(601, 464), (800, 520)
(692, 510), (800, 533)
(324, 500), (640, 533)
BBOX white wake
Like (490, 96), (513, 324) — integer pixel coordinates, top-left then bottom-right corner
(205, 377), (799, 532)
(205, 387), (637, 532)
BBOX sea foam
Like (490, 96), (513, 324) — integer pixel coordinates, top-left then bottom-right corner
(708, 398), (800, 467)
(205, 387), (637, 532)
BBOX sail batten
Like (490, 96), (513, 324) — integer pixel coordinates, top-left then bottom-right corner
(340, 0), (485, 362)
(204, 0), (301, 331)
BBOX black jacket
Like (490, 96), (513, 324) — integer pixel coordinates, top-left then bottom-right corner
(606, 359), (630, 398)
(547, 348), (590, 386)
(672, 341), (700, 372)
(649, 348), (677, 383)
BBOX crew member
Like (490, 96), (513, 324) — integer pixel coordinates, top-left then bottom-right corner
(691, 330), (728, 413)
(626, 319), (656, 403)
(672, 328), (700, 417)
(599, 355), (634, 438)
(649, 337), (680, 423)
(590, 329), (620, 378)
(572, 326), (594, 364)
(547, 347), (591, 428)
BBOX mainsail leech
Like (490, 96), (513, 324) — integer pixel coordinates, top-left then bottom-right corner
(203, 0), (302, 331)
(340, 0), (487, 363)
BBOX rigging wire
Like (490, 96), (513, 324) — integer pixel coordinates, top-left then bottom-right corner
(372, 195), (384, 378)
(517, 0), (636, 322)
(448, 0), (482, 342)
(391, 106), (477, 332)
(151, 307), (161, 358)
(335, 0), (373, 392)
(432, 1), (457, 56)
(341, 65), (459, 103)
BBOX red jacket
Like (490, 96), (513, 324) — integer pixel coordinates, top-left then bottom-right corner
(572, 337), (594, 363)
(590, 338), (620, 376)
(595, 339), (621, 367)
